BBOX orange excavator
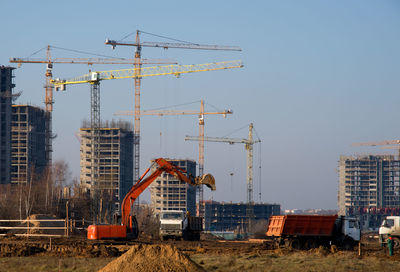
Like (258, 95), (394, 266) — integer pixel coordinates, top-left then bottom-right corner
(87, 158), (216, 240)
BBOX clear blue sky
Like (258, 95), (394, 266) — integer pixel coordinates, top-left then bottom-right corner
(1, 1), (400, 210)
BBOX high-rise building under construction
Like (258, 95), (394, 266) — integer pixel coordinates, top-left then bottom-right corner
(11, 105), (49, 184)
(149, 159), (197, 216)
(338, 155), (400, 229)
(80, 121), (133, 211)
(0, 66), (15, 184)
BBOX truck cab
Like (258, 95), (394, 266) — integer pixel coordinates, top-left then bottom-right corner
(379, 216), (400, 246)
(159, 210), (185, 240)
(341, 217), (361, 242)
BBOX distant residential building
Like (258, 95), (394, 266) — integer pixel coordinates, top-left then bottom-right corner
(149, 159), (196, 216)
(203, 201), (281, 231)
(80, 120), (133, 211)
(0, 66), (15, 184)
(338, 155), (400, 229)
(11, 105), (49, 184)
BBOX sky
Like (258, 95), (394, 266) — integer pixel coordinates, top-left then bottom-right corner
(1, 0), (400, 210)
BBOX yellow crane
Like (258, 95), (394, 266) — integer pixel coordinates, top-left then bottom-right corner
(9, 45), (175, 166)
(105, 30), (242, 184)
(114, 99), (233, 215)
(51, 60), (243, 199)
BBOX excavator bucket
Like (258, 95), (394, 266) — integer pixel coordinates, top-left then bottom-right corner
(195, 174), (216, 191)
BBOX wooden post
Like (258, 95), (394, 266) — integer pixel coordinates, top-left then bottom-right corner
(358, 242), (362, 256)
(49, 237), (52, 250)
(66, 201), (69, 237)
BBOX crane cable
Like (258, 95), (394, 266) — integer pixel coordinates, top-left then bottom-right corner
(25, 45), (125, 59)
(118, 29), (199, 45)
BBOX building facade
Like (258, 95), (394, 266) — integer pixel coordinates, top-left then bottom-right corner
(0, 66), (15, 184)
(203, 201), (281, 231)
(149, 159), (197, 216)
(10, 105), (49, 184)
(80, 121), (133, 211)
(338, 155), (400, 229)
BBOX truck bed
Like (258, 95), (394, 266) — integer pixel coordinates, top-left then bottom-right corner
(185, 216), (203, 231)
(266, 215), (338, 237)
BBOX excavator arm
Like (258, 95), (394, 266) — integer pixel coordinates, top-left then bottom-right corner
(121, 158), (215, 227)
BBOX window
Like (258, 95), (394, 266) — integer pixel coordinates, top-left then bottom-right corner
(383, 219), (395, 228)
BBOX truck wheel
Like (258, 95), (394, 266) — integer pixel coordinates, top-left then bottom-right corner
(342, 239), (354, 250)
(304, 239), (318, 250)
(289, 239), (302, 250)
(393, 237), (400, 249)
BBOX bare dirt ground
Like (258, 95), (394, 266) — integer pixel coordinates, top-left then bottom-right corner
(0, 235), (399, 271)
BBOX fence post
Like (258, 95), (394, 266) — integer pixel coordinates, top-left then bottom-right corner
(66, 201), (69, 237)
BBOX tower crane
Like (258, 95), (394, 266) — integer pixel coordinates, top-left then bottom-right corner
(185, 123), (260, 205)
(9, 45), (175, 167)
(353, 140), (400, 158)
(105, 30), (242, 185)
(51, 60), (243, 203)
(114, 100), (233, 216)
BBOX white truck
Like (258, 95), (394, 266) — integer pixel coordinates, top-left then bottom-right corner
(159, 210), (203, 241)
(379, 216), (400, 248)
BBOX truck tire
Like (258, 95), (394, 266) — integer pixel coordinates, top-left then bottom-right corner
(304, 238), (318, 250)
(183, 231), (189, 241)
(289, 239), (302, 250)
(342, 238), (354, 250)
(393, 237), (400, 249)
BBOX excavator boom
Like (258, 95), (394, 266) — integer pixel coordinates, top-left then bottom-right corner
(88, 157), (215, 240)
(121, 158), (215, 226)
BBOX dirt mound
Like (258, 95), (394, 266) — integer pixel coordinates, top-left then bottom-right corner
(99, 244), (205, 272)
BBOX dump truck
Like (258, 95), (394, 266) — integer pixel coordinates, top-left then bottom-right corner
(159, 210), (203, 241)
(379, 216), (400, 248)
(87, 158), (216, 240)
(266, 215), (360, 250)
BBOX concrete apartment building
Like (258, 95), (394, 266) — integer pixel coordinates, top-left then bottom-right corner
(80, 121), (133, 211)
(203, 201), (281, 231)
(11, 105), (49, 184)
(149, 159), (197, 216)
(0, 66), (15, 184)
(338, 155), (400, 229)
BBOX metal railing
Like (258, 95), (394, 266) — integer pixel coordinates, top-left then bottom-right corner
(0, 218), (87, 238)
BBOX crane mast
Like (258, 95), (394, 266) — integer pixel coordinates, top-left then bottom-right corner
(185, 123), (260, 231)
(105, 30), (242, 200)
(114, 99), (232, 215)
(185, 123), (260, 204)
